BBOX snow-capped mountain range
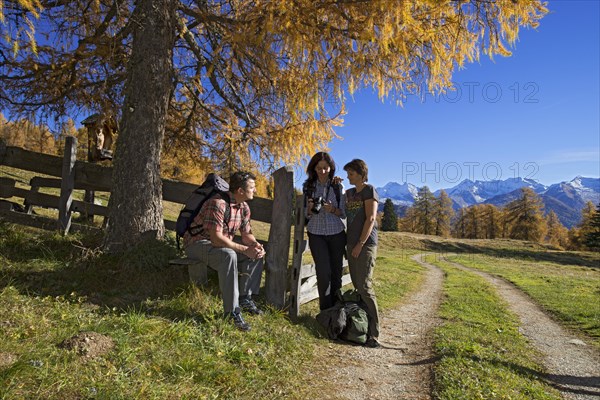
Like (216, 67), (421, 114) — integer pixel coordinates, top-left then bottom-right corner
(376, 176), (600, 228)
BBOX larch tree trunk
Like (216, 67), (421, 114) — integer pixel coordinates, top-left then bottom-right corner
(104, 0), (176, 252)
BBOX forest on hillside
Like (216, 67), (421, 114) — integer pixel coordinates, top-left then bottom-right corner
(380, 189), (600, 252)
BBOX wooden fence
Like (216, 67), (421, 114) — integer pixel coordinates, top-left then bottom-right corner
(0, 137), (349, 317)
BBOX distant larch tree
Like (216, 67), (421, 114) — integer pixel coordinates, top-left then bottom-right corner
(583, 203), (600, 251)
(465, 205), (482, 239)
(504, 187), (546, 242)
(399, 206), (418, 233)
(570, 201), (599, 251)
(413, 186), (436, 235)
(452, 208), (468, 239)
(544, 210), (569, 249)
(480, 204), (503, 239)
(433, 190), (454, 238)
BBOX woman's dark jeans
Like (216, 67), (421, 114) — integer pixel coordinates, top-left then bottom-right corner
(308, 230), (347, 310)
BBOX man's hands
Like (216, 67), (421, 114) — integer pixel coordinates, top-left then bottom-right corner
(243, 242), (265, 259)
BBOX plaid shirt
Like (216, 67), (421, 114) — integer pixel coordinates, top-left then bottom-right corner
(183, 193), (251, 247)
(305, 180), (346, 236)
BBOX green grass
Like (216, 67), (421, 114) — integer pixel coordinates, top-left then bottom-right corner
(1, 212), (598, 399)
(0, 224), (318, 399)
(375, 233), (428, 310)
(448, 253), (600, 348)
(431, 259), (561, 399)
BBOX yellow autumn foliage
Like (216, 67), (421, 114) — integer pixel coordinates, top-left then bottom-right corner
(2, 0), (547, 182)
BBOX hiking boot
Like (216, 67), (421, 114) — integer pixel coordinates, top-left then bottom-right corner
(365, 337), (381, 348)
(225, 308), (251, 332)
(240, 298), (263, 315)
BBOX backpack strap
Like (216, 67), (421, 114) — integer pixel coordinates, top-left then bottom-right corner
(221, 192), (232, 228)
(214, 192), (232, 234)
(325, 182), (342, 208)
(331, 183), (341, 208)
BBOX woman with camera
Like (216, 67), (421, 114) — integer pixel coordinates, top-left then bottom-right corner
(303, 152), (346, 310)
(343, 159), (380, 348)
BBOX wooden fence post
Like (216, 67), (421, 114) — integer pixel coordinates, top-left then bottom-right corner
(58, 136), (77, 234)
(288, 193), (306, 319)
(264, 166), (294, 309)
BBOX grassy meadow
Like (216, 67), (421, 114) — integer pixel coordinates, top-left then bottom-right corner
(430, 258), (562, 399)
(0, 209), (598, 399)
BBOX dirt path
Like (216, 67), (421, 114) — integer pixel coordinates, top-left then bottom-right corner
(444, 257), (600, 400)
(316, 254), (444, 400)
(312, 253), (599, 400)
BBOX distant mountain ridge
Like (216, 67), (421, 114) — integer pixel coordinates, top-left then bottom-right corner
(376, 176), (600, 228)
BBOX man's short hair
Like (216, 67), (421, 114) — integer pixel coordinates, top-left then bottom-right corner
(343, 159), (369, 182)
(229, 171), (256, 192)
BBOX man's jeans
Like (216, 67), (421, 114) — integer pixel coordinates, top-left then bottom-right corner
(185, 240), (263, 313)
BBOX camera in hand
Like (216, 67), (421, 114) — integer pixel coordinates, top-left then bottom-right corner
(311, 196), (326, 213)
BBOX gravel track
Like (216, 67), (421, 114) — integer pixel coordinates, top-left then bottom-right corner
(317, 254), (444, 400)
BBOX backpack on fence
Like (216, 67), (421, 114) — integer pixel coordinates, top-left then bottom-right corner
(175, 173), (230, 249)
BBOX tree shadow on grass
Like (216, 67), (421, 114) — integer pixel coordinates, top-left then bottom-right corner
(0, 227), (218, 322)
(441, 352), (600, 398)
(419, 239), (600, 269)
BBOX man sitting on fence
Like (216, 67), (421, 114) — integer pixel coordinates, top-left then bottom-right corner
(184, 171), (265, 331)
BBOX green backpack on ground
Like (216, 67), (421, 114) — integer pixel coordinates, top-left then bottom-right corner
(336, 289), (369, 345)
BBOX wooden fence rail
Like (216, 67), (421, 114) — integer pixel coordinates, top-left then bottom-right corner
(0, 138), (350, 316)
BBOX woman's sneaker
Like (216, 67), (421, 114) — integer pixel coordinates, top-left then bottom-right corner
(225, 308), (251, 331)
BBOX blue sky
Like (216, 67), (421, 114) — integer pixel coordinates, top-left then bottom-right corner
(326, 1), (600, 191)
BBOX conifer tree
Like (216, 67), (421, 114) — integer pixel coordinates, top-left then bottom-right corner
(465, 205), (482, 239)
(504, 187), (546, 242)
(452, 208), (468, 239)
(0, 119), (26, 148)
(413, 186), (436, 235)
(433, 190), (454, 237)
(481, 204), (503, 239)
(381, 198), (399, 232)
(583, 203), (600, 251)
(56, 118), (83, 157)
(545, 210), (569, 249)
(399, 206), (418, 233)
(571, 201), (599, 250)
